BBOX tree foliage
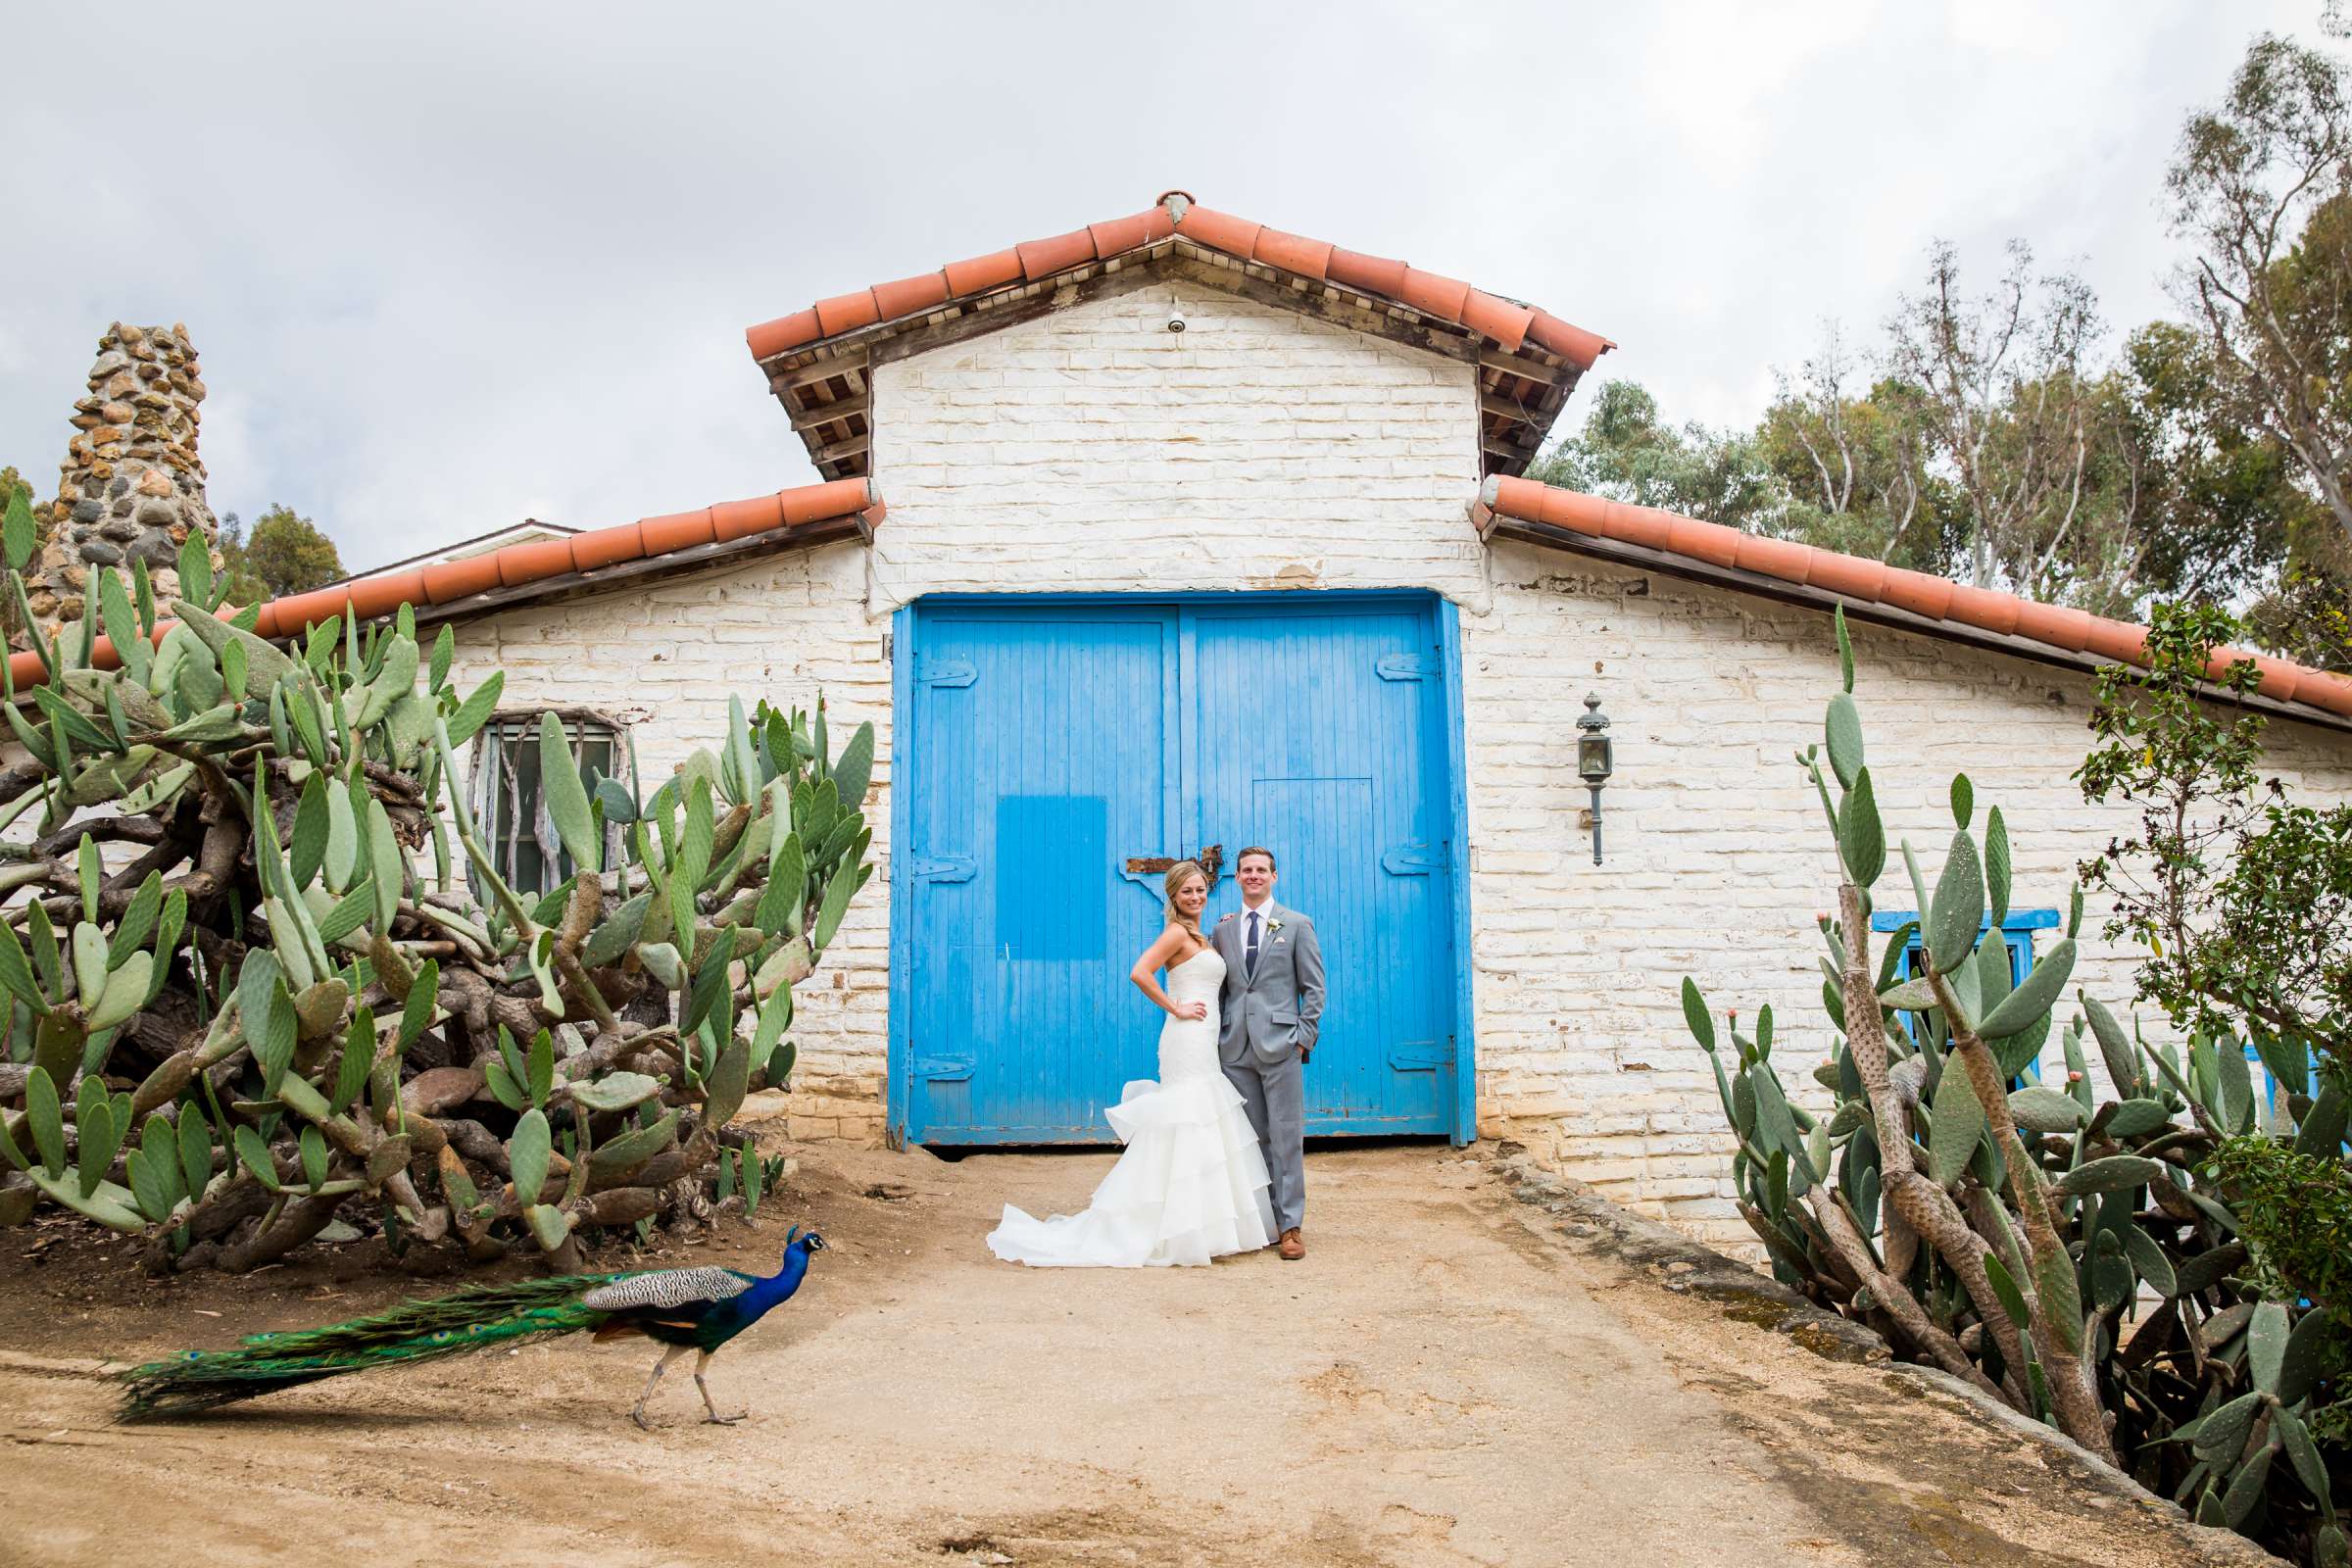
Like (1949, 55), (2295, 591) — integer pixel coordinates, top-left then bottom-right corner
(1882, 240), (2136, 607)
(2076, 601), (2352, 1063)
(1528, 380), (1783, 527)
(1536, 245), (2161, 616)
(1754, 330), (1965, 574)
(1530, 31), (2352, 666)
(219, 505), (345, 602)
(2170, 34), (2352, 551)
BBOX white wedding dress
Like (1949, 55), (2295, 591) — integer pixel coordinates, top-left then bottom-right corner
(987, 946), (1277, 1267)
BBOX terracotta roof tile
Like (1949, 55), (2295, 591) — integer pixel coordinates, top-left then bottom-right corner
(2083, 616), (2148, 665)
(1882, 568), (1954, 621)
(1733, 533), (1813, 582)
(420, 553), (502, 607)
(497, 536), (580, 589)
(1251, 227), (1332, 280)
(744, 192), (1616, 372)
(8, 478), (879, 693)
(812, 290), (882, 338)
(1176, 206), (1263, 259)
(710, 492), (784, 543)
(744, 310), (819, 362)
(1527, 311), (1612, 367)
(942, 247), (1024, 298)
(1398, 268), (1470, 325)
(1476, 475), (2352, 727)
(270, 586), (352, 637)
(568, 520), (646, 573)
(1324, 246), (1409, 300)
(872, 271), (952, 320)
(1088, 209), (1173, 257)
(640, 507), (717, 556)
(1017, 227), (1098, 280)
(2303, 669), (2352, 715)
(1460, 289), (1534, 354)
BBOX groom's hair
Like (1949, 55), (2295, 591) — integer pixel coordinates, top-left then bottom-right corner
(1236, 846), (1276, 871)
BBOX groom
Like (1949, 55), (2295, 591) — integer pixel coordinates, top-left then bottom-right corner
(1212, 847), (1324, 1261)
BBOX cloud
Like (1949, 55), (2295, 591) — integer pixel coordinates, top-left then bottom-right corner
(0, 1), (2319, 566)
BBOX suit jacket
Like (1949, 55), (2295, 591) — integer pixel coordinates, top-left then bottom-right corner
(1212, 901), (1325, 1068)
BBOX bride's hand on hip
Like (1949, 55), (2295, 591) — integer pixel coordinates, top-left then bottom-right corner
(1176, 1001), (1208, 1021)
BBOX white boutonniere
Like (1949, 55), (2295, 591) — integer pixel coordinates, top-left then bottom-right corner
(1266, 918), (1285, 935)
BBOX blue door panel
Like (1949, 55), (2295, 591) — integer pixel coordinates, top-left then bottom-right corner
(905, 596), (1459, 1144)
(1192, 607), (1453, 1134)
(908, 611), (1173, 1142)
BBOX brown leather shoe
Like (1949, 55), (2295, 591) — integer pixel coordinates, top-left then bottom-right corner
(1278, 1228), (1304, 1261)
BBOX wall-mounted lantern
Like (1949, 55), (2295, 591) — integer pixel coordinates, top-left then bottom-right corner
(1577, 691), (1614, 865)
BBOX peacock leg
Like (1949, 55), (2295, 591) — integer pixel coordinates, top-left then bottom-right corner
(694, 1349), (746, 1426)
(632, 1344), (690, 1431)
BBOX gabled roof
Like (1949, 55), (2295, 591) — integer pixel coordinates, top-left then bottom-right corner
(1474, 475), (2352, 730)
(744, 190), (1615, 484)
(5, 478), (880, 691)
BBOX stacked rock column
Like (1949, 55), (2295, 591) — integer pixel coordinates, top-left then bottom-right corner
(18, 322), (224, 647)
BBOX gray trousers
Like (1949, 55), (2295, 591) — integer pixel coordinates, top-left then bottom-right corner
(1222, 1054), (1304, 1234)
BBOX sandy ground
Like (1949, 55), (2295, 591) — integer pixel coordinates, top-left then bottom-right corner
(0, 1140), (2258, 1568)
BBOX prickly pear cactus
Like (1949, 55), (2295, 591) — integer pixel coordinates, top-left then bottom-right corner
(1679, 608), (2346, 1563)
(0, 490), (873, 1274)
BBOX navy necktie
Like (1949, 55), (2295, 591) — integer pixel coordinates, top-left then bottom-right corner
(1246, 910), (1260, 980)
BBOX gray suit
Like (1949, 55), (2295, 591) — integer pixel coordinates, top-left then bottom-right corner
(1212, 901), (1324, 1235)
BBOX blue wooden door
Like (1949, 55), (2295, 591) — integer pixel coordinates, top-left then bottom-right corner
(1191, 604), (1455, 1135)
(904, 608), (1178, 1143)
(901, 596), (1459, 1145)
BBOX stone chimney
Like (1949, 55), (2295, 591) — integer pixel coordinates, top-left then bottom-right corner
(22, 322), (223, 644)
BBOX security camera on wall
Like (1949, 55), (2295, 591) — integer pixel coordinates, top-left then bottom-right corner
(1166, 308), (1186, 333)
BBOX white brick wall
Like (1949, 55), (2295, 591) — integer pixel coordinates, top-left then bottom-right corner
(867, 270), (1489, 609)
(1460, 545), (2352, 1247)
(442, 265), (2352, 1247)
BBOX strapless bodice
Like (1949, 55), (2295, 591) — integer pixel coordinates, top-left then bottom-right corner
(1166, 946), (1226, 1003)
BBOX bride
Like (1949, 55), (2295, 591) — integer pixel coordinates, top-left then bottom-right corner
(986, 860), (1277, 1267)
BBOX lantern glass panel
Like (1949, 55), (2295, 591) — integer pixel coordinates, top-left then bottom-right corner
(1578, 734), (1612, 782)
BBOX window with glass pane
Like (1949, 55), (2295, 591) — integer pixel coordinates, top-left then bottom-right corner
(1884, 910), (2056, 1084)
(472, 717), (623, 899)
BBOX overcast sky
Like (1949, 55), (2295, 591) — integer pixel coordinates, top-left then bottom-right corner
(0, 2), (2328, 573)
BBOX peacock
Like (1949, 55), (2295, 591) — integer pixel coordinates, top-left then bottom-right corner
(119, 1229), (827, 1429)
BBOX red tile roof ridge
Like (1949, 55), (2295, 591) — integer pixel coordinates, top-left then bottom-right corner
(746, 191), (1617, 369)
(1476, 474), (2352, 724)
(6, 478), (879, 693)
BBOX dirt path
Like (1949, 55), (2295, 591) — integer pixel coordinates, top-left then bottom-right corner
(0, 1142), (2258, 1567)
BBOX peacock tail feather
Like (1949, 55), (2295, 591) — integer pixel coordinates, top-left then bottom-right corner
(118, 1271), (626, 1419)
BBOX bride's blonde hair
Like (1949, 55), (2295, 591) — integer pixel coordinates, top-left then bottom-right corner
(1162, 860), (1206, 929)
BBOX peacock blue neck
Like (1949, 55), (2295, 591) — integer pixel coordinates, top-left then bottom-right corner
(743, 1246), (811, 1313)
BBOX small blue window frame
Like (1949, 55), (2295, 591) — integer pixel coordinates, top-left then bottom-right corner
(1870, 908), (2060, 1079)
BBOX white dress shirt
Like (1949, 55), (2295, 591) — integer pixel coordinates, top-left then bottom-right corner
(1236, 900), (1273, 972)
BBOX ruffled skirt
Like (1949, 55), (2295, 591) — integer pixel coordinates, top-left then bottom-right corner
(986, 1071), (1277, 1267)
